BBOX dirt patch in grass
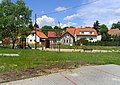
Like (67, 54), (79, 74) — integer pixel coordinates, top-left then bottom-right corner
(0, 61), (89, 83)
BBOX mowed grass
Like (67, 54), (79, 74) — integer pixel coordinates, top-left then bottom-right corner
(0, 48), (120, 74)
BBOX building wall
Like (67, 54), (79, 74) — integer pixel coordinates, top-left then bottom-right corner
(97, 35), (102, 41)
(26, 34), (40, 44)
(77, 36), (97, 42)
(60, 33), (74, 46)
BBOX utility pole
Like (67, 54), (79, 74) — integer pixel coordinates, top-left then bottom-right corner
(58, 21), (61, 52)
(35, 14), (37, 49)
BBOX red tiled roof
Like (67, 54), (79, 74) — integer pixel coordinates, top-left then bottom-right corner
(108, 29), (120, 36)
(48, 31), (57, 38)
(48, 31), (71, 38)
(36, 31), (48, 39)
(76, 28), (98, 36)
(66, 28), (75, 36)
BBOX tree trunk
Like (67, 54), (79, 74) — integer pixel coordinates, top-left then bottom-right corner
(12, 38), (16, 49)
(25, 38), (26, 49)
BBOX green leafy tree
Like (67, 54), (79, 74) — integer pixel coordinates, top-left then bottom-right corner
(99, 24), (108, 41)
(41, 25), (53, 30)
(111, 22), (120, 29)
(41, 25), (53, 35)
(54, 26), (61, 30)
(100, 24), (108, 34)
(62, 26), (75, 31)
(0, 0), (32, 48)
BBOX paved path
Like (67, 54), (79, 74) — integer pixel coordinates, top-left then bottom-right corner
(1, 64), (120, 85)
(38, 48), (114, 52)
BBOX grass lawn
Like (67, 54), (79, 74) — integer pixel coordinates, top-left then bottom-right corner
(0, 48), (120, 74)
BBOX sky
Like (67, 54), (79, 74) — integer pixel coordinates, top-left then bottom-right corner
(1, 0), (120, 28)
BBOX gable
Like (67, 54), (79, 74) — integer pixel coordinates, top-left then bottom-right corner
(66, 28), (75, 36)
(61, 32), (74, 38)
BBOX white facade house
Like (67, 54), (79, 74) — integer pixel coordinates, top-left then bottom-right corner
(75, 28), (101, 42)
(97, 35), (102, 41)
(26, 34), (40, 44)
(26, 31), (48, 45)
(48, 31), (74, 47)
(60, 32), (74, 46)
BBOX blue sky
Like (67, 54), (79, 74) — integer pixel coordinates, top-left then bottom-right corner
(1, 0), (120, 28)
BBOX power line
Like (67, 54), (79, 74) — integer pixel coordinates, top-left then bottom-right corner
(38, 0), (101, 16)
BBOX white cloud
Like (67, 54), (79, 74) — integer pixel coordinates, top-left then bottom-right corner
(55, 6), (67, 12)
(57, 22), (77, 28)
(67, 22), (77, 26)
(64, 13), (81, 20)
(64, 0), (120, 28)
(36, 15), (55, 27)
(58, 23), (67, 28)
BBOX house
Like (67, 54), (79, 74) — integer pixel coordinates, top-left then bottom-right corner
(108, 29), (120, 36)
(66, 27), (101, 42)
(75, 28), (101, 42)
(26, 29), (48, 46)
(48, 30), (75, 47)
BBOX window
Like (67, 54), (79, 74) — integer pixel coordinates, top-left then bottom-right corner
(81, 32), (84, 34)
(90, 32), (92, 34)
(30, 40), (32, 42)
(67, 40), (69, 43)
(90, 38), (93, 40)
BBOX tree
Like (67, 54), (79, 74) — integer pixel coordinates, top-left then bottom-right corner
(54, 26), (61, 30)
(63, 26), (69, 31)
(0, 0), (32, 48)
(62, 26), (75, 31)
(111, 21), (120, 29)
(93, 20), (100, 34)
(41, 25), (53, 30)
(41, 25), (53, 35)
(100, 24), (108, 34)
(99, 24), (108, 41)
